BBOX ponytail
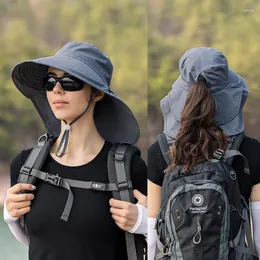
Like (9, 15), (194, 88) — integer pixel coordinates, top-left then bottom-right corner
(168, 77), (227, 173)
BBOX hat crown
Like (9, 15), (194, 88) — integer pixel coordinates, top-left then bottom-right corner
(179, 47), (229, 89)
(55, 42), (113, 86)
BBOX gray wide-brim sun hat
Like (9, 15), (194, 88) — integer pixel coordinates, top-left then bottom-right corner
(12, 42), (140, 144)
(161, 47), (249, 142)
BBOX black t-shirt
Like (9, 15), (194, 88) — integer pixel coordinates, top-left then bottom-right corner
(148, 136), (260, 201)
(10, 141), (147, 260)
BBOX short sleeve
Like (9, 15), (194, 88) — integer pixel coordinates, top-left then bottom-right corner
(10, 149), (33, 187)
(130, 153), (147, 196)
(10, 152), (23, 187)
(249, 139), (260, 186)
(148, 142), (166, 186)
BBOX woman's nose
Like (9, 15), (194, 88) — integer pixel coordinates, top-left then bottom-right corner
(53, 82), (64, 94)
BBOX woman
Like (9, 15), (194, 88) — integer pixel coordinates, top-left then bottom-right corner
(3, 42), (147, 260)
(148, 47), (260, 259)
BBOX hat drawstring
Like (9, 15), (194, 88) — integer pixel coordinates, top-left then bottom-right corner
(55, 90), (94, 157)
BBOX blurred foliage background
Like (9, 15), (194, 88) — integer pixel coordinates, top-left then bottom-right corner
(0, 1), (146, 258)
(148, 0), (260, 145)
(0, 0), (147, 172)
(1, 0), (260, 259)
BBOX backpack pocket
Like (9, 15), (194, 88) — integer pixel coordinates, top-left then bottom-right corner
(157, 181), (230, 260)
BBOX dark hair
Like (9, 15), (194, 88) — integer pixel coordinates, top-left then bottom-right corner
(167, 78), (227, 173)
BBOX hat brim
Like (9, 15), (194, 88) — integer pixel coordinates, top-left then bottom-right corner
(12, 58), (140, 145)
(161, 69), (248, 139)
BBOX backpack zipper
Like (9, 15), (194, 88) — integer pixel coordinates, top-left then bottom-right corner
(193, 215), (202, 245)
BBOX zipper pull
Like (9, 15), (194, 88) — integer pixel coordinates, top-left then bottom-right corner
(193, 221), (202, 244)
(218, 205), (222, 215)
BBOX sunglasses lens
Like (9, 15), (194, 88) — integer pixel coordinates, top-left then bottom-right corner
(61, 77), (83, 91)
(44, 77), (56, 91)
(43, 76), (84, 91)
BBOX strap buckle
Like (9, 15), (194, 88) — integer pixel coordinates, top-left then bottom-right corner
(114, 152), (125, 161)
(45, 174), (63, 186)
(38, 133), (51, 146)
(117, 181), (132, 191)
(20, 165), (31, 175)
(213, 149), (225, 160)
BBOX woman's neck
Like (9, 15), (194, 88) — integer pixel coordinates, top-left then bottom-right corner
(50, 115), (105, 165)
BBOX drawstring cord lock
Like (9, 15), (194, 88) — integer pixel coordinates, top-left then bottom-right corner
(64, 124), (71, 130)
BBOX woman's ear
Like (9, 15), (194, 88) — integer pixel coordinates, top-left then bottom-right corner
(93, 90), (105, 102)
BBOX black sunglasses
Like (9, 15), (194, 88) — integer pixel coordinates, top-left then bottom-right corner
(43, 75), (85, 92)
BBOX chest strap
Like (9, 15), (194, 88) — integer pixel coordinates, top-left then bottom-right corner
(20, 166), (132, 222)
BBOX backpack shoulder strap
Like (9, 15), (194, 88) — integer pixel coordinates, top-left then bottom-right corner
(17, 133), (55, 229)
(223, 150), (250, 175)
(107, 143), (145, 260)
(228, 131), (245, 150)
(17, 133), (56, 185)
(107, 143), (139, 202)
(156, 134), (171, 166)
(224, 131), (250, 175)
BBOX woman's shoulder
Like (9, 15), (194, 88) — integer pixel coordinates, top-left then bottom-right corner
(11, 148), (34, 167)
(242, 135), (260, 147)
(147, 141), (167, 186)
(10, 148), (33, 186)
(240, 135), (260, 156)
(148, 141), (162, 157)
(124, 145), (147, 195)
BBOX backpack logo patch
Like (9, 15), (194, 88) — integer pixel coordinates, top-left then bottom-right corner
(190, 194), (208, 214)
(92, 183), (102, 189)
(192, 194), (204, 206)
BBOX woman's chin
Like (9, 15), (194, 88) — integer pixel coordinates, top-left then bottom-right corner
(53, 113), (73, 122)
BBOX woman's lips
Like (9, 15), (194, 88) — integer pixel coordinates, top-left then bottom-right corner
(53, 100), (69, 108)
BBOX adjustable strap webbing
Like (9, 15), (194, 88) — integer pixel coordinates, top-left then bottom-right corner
(28, 168), (132, 222)
(113, 144), (139, 260)
(156, 134), (171, 166)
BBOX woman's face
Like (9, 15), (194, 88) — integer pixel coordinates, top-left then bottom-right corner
(46, 67), (99, 123)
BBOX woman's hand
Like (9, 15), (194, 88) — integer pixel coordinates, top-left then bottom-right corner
(5, 183), (36, 218)
(109, 189), (147, 231)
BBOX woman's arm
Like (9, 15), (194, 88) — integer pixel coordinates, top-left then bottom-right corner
(148, 180), (161, 218)
(250, 183), (260, 255)
(148, 180), (162, 260)
(3, 183), (35, 245)
(109, 189), (147, 235)
(3, 200), (29, 245)
(109, 152), (147, 235)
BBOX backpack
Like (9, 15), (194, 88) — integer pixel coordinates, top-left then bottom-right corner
(155, 132), (258, 260)
(17, 133), (147, 260)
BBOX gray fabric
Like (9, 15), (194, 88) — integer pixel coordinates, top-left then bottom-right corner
(30, 169), (73, 221)
(29, 168), (133, 222)
(156, 252), (167, 260)
(114, 144), (130, 201)
(114, 144), (138, 260)
(66, 179), (132, 191)
(235, 245), (259, 257)
(11, 42), (139, 145)
(23, 146), (43, 168)
(242, 208), (254, 249)
(232, 214), (259, 258)
(229, 222), (243, 248)
(223, 150), (250, 175)
(160, 47), (249, 142)
(157, 134), (171, 166)
(60, 180), (73, 222)
(225, 132), (245, 166)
